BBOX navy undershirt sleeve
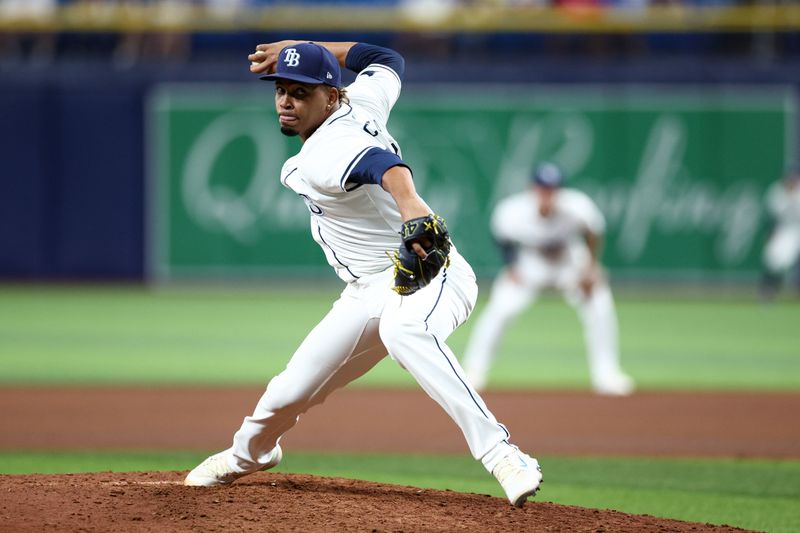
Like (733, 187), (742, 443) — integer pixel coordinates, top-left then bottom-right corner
(346, 147), (409, 187)
(345, 43), (405, 80)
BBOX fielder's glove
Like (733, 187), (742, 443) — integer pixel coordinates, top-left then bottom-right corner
(389, 214), (451, 295)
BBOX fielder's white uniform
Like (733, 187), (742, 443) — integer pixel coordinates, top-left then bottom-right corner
(463, 188), (633, 395)
(763, 179), (800, 274)
(227, 59), (516, 474)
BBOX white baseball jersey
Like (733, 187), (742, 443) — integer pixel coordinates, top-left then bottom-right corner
(279, 64), (405, 282)
(492, 188), (605, 256)
(766, 180), (800, 227)
(491, 188), (605, 289)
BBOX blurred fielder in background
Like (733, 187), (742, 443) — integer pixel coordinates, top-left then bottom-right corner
(463, 163), (635, 396)
(760, 166), (800, 300)
(184, 39), (543, 507)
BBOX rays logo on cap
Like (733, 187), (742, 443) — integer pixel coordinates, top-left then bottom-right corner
(260, 42), (342, 88)
(284, 48), (300, 67)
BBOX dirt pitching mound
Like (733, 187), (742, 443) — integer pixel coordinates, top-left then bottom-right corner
(1, 472), (750, 532)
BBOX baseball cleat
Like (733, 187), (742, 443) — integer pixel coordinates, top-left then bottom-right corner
(492, 447), (543, 507)
(592, 371), (635, 397)
(184, 445), (282, 487)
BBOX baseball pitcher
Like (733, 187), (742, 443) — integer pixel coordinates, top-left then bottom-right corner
(184, 41), (542, 507)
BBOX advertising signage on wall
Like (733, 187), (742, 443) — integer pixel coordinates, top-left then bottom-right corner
(149, 85), (796, 281)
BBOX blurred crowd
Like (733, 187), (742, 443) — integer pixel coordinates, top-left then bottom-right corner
(0, 0), (797, 66)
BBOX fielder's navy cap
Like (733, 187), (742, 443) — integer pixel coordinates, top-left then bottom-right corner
(532, 162), (564, 188)
(260, 42), (341, 88)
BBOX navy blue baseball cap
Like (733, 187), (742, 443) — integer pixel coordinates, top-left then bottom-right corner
(260, 43), (341, 88)
(532, 162), (564, 188)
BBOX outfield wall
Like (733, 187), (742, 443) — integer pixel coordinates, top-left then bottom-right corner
(150, 84), (794, 281)
(0, 61), (798, 281)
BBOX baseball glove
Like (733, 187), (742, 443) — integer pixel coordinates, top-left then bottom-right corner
(389, 214), (451, 295)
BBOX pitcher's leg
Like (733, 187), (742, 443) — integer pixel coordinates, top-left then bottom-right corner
(462, 271), (536, 390)
(229, 293), (372, 471)
(305, 318), (386, 409)
(379, 259), (542, 505)
(379, 259), (511, 467)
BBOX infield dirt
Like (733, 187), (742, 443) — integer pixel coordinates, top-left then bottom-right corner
(2, 387), (798, 532)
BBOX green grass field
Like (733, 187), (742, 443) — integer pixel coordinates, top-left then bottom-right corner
(1, 285), (798, 389)
(1, 285), (799, 532)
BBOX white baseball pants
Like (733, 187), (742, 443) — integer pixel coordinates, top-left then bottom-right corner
(228, 250), (514, 473)
(763, 225), (800, 273)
